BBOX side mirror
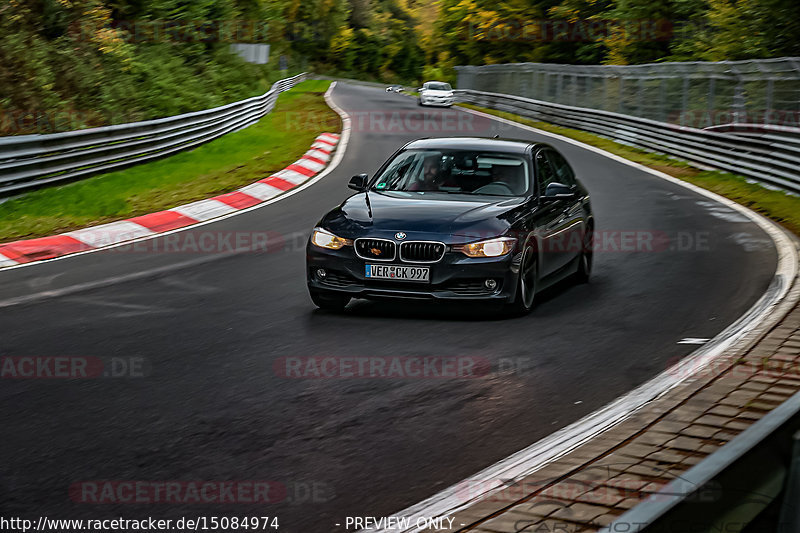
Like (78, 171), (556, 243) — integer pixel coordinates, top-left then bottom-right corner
(542, 182), (576, 201)
(349, 173), (368, 191)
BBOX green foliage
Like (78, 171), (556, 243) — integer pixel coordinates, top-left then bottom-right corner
(0, 0), (293, 134)
(2, 0), (799, 137)
(695, 0), (800, 60)
(427, 0), (800, 67)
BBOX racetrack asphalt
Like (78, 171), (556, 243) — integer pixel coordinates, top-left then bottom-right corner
(0, 83), (778, 531)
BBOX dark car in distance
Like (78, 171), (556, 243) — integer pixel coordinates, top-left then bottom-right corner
(306, 137), (594, 313)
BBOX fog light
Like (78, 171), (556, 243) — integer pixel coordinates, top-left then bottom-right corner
(484, 279), (497, 290)
(317, 268), (327, 279)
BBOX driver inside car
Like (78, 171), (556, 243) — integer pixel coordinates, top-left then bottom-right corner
(408, 155), (441, 191)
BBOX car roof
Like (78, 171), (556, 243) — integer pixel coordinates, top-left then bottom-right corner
(404, 137), (550, 155)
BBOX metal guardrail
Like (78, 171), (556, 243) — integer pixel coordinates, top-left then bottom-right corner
(600, 391), (800, 532)
(0, 72), (306, 197)
(455, 89), (800, 194)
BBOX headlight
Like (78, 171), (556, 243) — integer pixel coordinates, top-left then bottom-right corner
(311, 228), (352, 250)
(455, 237), (516, 258)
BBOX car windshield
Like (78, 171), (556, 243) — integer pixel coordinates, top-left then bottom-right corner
(426, 83), (451, 91)
(371, 149), (530, 197)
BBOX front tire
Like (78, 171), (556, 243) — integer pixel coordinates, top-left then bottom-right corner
(310, 291), (351, 312)
(508, 247), (538, 315)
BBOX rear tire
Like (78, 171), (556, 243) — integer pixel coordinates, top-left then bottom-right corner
(310, 291), (351, 312)
(574, 227), (593, 284)
(507, 247), (537, 315)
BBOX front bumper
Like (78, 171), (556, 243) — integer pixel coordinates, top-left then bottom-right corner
(420, 97), (453, 107)
(307, 244), (519, 302)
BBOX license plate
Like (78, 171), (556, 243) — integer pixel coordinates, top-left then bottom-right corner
(365, 264), (430, 282)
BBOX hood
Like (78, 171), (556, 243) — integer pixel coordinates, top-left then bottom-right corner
(321, 191), (526, 243)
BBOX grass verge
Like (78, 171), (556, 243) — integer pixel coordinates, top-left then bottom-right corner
(0, 80), (340, 243)
(459, 103), (800, 237)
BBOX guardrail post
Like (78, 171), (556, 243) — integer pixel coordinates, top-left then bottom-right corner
(572, 73), (578, 106)
(732, 66), (746, 123)
(778, 430), (800, 532)
(637, 77), (645, 119)
(681, 75), (690, 124)
(708, 77), (716, 125)
(765, 79), (774, 124)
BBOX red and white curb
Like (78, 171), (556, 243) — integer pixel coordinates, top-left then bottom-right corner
(0, 132), (340, 267)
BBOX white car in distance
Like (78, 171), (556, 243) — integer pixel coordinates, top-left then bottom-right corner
(418, 81), (454, 107)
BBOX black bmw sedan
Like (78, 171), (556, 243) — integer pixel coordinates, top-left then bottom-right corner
(306, 137), (594, 313)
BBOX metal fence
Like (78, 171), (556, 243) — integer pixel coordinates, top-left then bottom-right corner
(456, 58), (800, 128)
(0, 72), (306, 197)
(454, 88), (800, 193)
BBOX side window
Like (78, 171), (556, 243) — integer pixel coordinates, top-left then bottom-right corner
(547, 150), (576, 187)
(535, 150), (556, 194)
